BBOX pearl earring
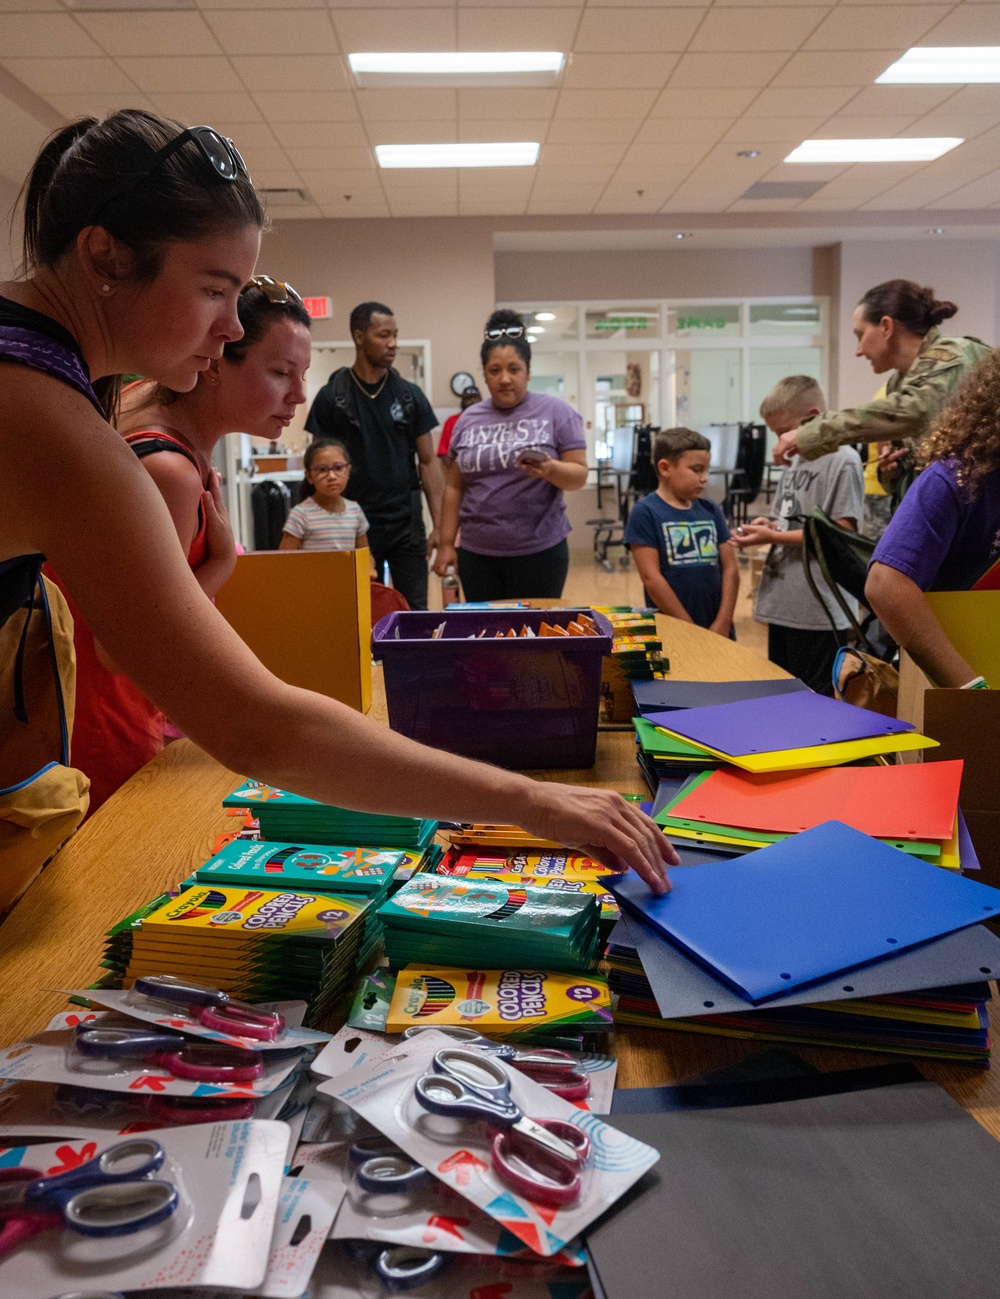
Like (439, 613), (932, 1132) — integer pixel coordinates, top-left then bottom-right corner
(101, 284), (111, 294)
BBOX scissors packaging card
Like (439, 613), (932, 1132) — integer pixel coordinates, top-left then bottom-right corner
(320, 1030), (659, 1259)
(377, 878), (602, 973)
(251, 1176), (343, 1298)
(308, 1240), (595, 1299)
(0, 1118), (288, 1296)
(196, 840), (407, 897)
(387, 967), (613, 1039)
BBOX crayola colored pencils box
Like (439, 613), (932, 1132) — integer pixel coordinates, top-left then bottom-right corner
(195, 840), (405, 895)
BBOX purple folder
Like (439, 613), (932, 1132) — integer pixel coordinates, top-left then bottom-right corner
(656, 691), (914, 757)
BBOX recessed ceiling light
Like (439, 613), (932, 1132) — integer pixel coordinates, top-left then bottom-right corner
(878, 47), (1000, 84)
(527, 326), (545, 334)
(736, 150), (761, 158)
(785, 137), (963, 163)
(349, 51), (563, 87)
(375, 142), (540, 169)
(674, 232), (693, 239)
(928, 227), (946, 235)
(535, 312), (556, 321)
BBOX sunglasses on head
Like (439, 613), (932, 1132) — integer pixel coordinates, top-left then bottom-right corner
(243, 275), (304, 307)
(484, 325), (525, 341)
(86, 126), (250, 227)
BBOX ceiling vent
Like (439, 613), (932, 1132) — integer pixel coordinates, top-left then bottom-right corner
(740, 180), (826, 201)
(260, 188), (308, 206)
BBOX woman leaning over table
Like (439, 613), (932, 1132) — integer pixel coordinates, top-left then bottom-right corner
(433, 309), (588, 602)
(0, 110), (673, 915)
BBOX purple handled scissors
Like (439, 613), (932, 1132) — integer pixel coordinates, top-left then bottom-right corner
(413, 1048), (590, 1208)
(74, 1024), (264, 1083)
(130, 975), (285, 1043)
(402, 1026), (591, 1101)
(0, 1138), (177, 1256)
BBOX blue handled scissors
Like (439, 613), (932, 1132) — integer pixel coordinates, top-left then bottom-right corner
(0, 1138), (178, 1255)
(344, 1240), (447, 1293)
(413, 1048), (589, 1206)
(73, 1024), (264, 1083)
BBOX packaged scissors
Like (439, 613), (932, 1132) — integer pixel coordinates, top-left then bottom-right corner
(320, 1031), (658, 1259)
(0, 1120), (287, 1297)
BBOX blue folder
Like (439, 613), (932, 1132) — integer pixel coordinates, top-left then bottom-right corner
(603, 821), (1000, 1002)
(657, 692), (914, 756)
(631, 677), (809, 715)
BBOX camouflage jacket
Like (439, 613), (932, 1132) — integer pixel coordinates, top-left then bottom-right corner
(796, 328), (994, 460)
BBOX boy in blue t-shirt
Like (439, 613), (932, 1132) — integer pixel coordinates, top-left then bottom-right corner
(624, 428), (738, 635)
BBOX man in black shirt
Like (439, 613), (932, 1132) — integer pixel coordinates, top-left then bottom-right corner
(305, 301), (442, 609)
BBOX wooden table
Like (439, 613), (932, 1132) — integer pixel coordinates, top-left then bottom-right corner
(2, 618), (998, 1137)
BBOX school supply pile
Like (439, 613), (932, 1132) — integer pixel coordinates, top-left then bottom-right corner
(377, 876), (603, 974)
(224, 779), (438, 851)
(655, 761), (971, 870)
(99, 885), (379, 1029)
(601, 820), (1000, 1065)
(595, 607), (668, 723)
(373, 607), (614, 770)
(630, 675), (809, 716)
(634, 714), (722, 790)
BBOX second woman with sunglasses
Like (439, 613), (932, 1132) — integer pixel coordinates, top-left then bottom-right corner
(46, 277), (313, 813)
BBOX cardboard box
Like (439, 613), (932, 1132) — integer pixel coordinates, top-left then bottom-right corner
(215, 549), (371, 713)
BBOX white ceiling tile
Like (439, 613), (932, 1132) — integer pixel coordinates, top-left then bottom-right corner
(691, 6), (829, 52)
(771, 51), (905, 88)
(269, 204), (324, 219)
(459, 195), (530, 214)
(650, 84), (760, 116)
(254, 90), (359, 121)
(563, 52), (677, 89)
(370, 120), (458, 143)
(553, 88), (659, 119)
(235, 145), (291, 172)
(721, 116), (827, 142)
(199, 0), (325, 8)
(933, 86), (1000, 115)
(811, 116), (918, 139)
(388, 200), (459, 215)
(381, 178), (456, 200)
(379, 169), (457, 190)
(458, 118), (550, 142)
(862, 173), (982, 212)
(48, 91), (154, 117)
(459, 175), (534, 196)
(153, 90), (262, 122)
(909, 113), (1000, 138)
(703, 0), (828, 5)
(661, 185), (739, 212)
(298, 168), (382, 199)
(1, 56), (134, 94)
(593, 184), (679, 215)
(748, 86), (858, 116)
(458, 7), (579, 49)
(574, 7), (706, 53)
(456, 0), (579, 5)
(805, 5), (949, 51)
(545, 117), (639, 143)
(249, 167), (302, 187)
(0, 88), (56, 186)
(698, 139), (785, 167)
(0, 0), (62, 10)
(457, 89), (556, 120)
(935, 169), (1000, 211)
(617, 139), (714, 170)
(357, 88), (456, 121)
(667, 52), (789, 88)
(318, 199), (390, 219)
(232, 55), (351, 93)
(118, 57), (243, 95)
(757, 160), (848, 181)
(78, 12), (222, 57)
(635, 117), (735, 144)
(800, 168), (901, 201)
(1, 14), (104, 57)
(537, 164), (616, 184)
(331, 8), (456, 52)
(918, 4), (1000, 44)
(205, 10), (338, 56)
(836, 85), (958, 117)
(284, 144), (373, 169)
(213, 123), (281, 151)
(539, 142), (625, 167)
(528, 190), (602, 214)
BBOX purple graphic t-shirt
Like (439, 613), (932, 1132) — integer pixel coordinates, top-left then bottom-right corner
(449, 391), (586, 557)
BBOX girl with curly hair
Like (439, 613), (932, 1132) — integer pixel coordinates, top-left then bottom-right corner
(865, 347), (1000, 687)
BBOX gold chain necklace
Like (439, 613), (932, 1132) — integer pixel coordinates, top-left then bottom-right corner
(349, 367), (388, 399)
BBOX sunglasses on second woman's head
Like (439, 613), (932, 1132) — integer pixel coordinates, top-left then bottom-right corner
(484, 325), (525, 340)
(244, 275), (304, 307)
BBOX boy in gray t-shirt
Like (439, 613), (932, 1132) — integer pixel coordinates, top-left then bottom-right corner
(731, 376), (864, 694)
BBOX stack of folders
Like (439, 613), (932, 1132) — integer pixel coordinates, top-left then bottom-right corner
(602, 821), (1000, 1065)
(103, 885), (377, 1028)
(426, 845), (622, 933)
(224, 780), (438, 850)
(377, 876), (602, 974)
(655, 761), (974, 872)
(630, 676), (809, 717)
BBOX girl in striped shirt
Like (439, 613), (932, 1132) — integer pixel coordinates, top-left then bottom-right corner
(281, 439), (375, 573)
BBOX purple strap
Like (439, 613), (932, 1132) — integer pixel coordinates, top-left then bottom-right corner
(0, 325), (103, 414)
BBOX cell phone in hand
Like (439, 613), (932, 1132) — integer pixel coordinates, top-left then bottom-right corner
(516, 447), (549, 466)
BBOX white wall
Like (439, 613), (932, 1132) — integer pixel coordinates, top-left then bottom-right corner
(836, 240), (1000, 409)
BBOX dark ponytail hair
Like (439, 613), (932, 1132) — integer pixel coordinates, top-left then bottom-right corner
(21, 109), (264, 419)
(301, 439), (350, 500)
(858, 279), (958, 337)
(480, 308), (531, 370)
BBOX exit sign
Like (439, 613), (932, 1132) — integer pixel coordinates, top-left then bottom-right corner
(302, 296), (331, 319)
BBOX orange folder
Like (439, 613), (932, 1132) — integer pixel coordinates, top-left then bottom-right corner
(673, 760), (964, 842)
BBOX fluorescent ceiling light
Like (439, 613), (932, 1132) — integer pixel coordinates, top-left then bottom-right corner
(878, 47), (1000, 84)
(527, 326), (545, 334)
(535, 312), (556, 321)
(349, 51), (563, 87)
(375, 142), (539, 169)
(784, 137), (962, 163)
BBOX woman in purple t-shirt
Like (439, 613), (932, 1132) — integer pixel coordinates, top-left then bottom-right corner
(433, 309), (588, 600)
(866, 349), (1000, 687)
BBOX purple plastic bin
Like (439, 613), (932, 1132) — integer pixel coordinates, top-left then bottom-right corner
(372, 608), (614, 770)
